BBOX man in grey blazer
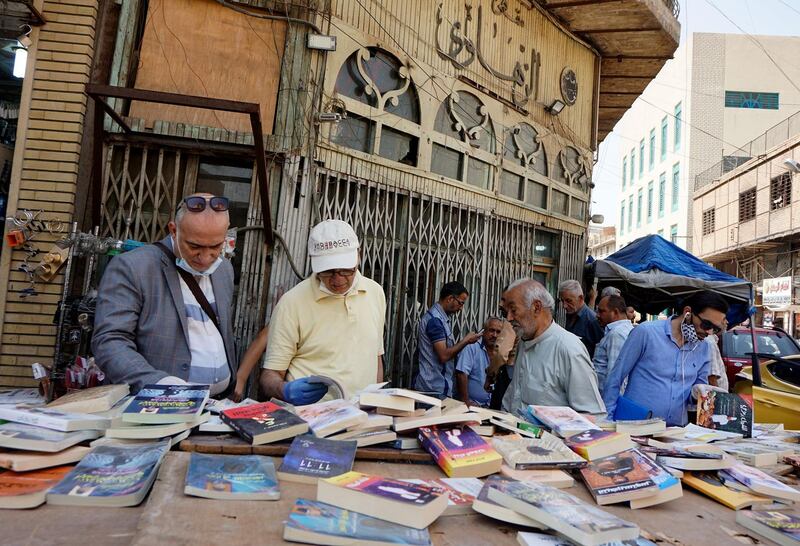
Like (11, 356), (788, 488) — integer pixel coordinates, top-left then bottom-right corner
(92, 193), (237, 395)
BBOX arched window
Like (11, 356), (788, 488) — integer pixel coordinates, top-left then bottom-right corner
(552, 145), (590, 221)
(431, 91), (496, 190)
(499, 122), (549, 210)
(331, 48), (420, 166)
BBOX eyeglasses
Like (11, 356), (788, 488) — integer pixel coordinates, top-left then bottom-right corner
(693, 313), (723, 334)
(451, 296), (467, 307)
(317, 268), (357, 280)
(178, 196), (230, 214)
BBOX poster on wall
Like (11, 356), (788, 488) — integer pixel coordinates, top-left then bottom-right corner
(762, 277), (792, 308)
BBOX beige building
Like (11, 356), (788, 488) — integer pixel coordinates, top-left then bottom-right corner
(588, 226), (616, 260)
(693, 114), (800, 337)
(0, 0), (679, 390)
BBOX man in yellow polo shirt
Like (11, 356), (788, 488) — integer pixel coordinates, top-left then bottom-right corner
(259, 219), (386, 404)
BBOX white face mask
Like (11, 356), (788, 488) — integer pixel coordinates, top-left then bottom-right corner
(173, 232), (223, 277)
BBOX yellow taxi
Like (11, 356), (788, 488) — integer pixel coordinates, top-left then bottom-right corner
(734, 354), (800, 429)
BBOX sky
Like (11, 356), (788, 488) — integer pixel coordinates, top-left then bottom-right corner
(591, 0), (800, 226)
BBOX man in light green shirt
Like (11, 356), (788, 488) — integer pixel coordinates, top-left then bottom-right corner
(501, 278), (606, 418)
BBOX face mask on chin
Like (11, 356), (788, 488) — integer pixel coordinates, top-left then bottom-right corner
(173, 232), (223, 277)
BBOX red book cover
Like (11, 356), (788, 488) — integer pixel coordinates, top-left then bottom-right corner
(220, 402), (307, 443)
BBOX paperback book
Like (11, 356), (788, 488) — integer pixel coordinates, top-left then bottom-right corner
(105, 413), (210, 439)
(486, 479), (640, 546)
(221, 401), (309, 445)
(736, 510), (800, 546)
(492, 434), (587, 470)
(0, 445), (89, 472)
(499, 465), (575, 489)
(283, 498), (432, 546)
(418, 425), (502, 478)
(564, 429), (635, 461)
(719, 443), (780, 467)
(0, 388), (44, 406)
(0, 406), (110, 432)
(614, 418), (666, 436)
(296, 399), (368, 437)
(184, 452), (279, 500)
(682, 471), (778, 510)
(277, 434), (357, 484)
(402, 477), (483, 516)
(627, 450), (682, 509)
(579, 449), (658, 505)
(724, 463), (800, 503)
(46, 440), (170, 507)
(529, 406), (601, 438)
(516, 532), (657, 546)
(123, 384), (209, 424)
(0, 421), (102, 452)
(0, 465), (74, 509)
(317, 471), (448, 529)
(696, 391), (753, 438)
(46, 385), (130, 414)
(471, 475), (546, 528)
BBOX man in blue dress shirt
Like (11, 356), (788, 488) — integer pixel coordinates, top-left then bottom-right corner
(602, 291), (729, 426)
(559, 280), (604, 358)
(455, 317), (503, 407)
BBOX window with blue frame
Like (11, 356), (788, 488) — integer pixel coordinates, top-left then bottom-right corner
(674, 102), (682, 151)
(671, 163), (680, 211)
(649, 129), (655, 171)
(658, 172), (666, 217)
(647, 181), (654, 222)
(670, 224), (678, 244)
(639, 140), (645, 178)
(622, 156), (627, 189)
(660, 117), (668, 161)
(637, 189), (643, 227)
(620, 203), (625, 235)
(725, 91), (779, 110)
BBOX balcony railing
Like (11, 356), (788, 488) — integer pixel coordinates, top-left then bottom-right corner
(695, 109), (800, 191)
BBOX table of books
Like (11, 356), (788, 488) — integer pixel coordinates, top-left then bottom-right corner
(0, 448), (790, 546)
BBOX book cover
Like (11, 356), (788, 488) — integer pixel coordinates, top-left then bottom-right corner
(47, 385), (130, 414)
(684, 423), (743, 442)
(221, 401), (308, 444)
(0, 465), (74, 509)
(184, 453), (279, 500)
(0, 388), (45, 406)
(402, 477), (483, 511)
(123, 385), (209, 423)
(296, 399), (368, 437)
(682, 471), (771, 510)
(725, 462), (800, 502)
(736, 510), (800, 544)
(418, 425), (502, 477)
(47, 441), (169, 505)
(517, 532), (657, 546)
(278, 434), (356, 481)
(284, 498), (432, 545)
(564, 429), (633, 459)
(492, 434), (587, 470)
(0, 421), (102, 452)
(579, 450), (657, 503)
(529, 406), (600, 437)
(472, 476), (546, 528)
(0, 406), (109, 432)
(322, 471), (443, 507)
(696, 392), (753, 438)
(486, 478), (639, 544)
(0, 445), (90, 472)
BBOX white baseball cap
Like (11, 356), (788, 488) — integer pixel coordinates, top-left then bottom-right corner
(307, 219), (359, 273)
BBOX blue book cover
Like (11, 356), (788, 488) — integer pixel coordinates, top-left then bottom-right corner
(184, 453), (279, 500)
(47, 441), (169, 506)
(278, 434), (356, 482)
(123, 385), (209, 424)
(284, 498), (432, 545)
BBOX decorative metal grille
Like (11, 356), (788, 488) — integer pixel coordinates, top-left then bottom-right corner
(770, 172), (791, 211)
(314, 167), (584, 386)
(702, 208), (716, 236)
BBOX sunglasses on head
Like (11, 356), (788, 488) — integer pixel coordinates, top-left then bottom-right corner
(693, 313), (723, 334)
(178, 196), (230, 214)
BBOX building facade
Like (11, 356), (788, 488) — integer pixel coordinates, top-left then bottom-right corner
(588, 226), (616, 260)
(693, 124), (800, 338)
(615, 33), (800, 253)
(0, 0), (679, 389)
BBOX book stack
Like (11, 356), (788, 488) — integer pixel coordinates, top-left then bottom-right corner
(682, 471), (783, 510)
(492, 433), (587, 470)
(358, 388), (441, 417)
(101, 384), (212, 446)
(296, 399), (368, 438)
(720, 462), (800, 504)
(327, 413), (396, 447)
(578, 449), (659, 505)
(418, 425), (502, 478)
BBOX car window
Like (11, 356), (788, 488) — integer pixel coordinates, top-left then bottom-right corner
(723, 331), (800, 358)
(767, 361), (800, 388)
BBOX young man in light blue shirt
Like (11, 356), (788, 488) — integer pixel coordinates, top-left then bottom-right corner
(593, 294), (634, 394)
(603, 291), (728, 426)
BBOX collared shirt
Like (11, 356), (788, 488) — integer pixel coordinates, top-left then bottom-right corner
(565, 304), (604, 358)
(593, 319), (635, 395)
(455, 339), (491, 407)
(414, 303), (455, 398)
(603, 319), (710, 426)
(502, 321), (606, 418)
(263, 272), (386, 399)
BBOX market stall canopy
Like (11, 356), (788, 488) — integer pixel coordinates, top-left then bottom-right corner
(593, 235), (753, 325)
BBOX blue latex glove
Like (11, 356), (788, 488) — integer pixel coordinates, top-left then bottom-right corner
(283, 377), (328, 406)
